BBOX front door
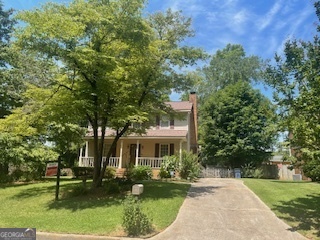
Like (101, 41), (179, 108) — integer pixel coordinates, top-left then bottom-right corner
(130, 144), (137, 165)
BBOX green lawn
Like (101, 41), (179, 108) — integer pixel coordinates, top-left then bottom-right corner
(0, 179), (190, 236)
(243, 179), (320, 240)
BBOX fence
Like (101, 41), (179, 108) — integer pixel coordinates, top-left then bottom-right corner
(200, 164), (295, 180)
(200, 166), (234, 178)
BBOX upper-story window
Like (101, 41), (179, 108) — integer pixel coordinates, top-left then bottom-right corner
(160, 116), (170, 128)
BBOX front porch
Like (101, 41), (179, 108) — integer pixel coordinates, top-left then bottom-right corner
(79, 138), (188, 169)
(78, 156), (164, 169)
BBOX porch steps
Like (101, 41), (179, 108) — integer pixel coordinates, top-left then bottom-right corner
(115, 168), (126, 178)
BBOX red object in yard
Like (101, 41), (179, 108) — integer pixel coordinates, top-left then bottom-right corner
(45, 162), (58, 176)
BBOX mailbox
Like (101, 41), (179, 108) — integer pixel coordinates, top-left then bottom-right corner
(132, 184), (144, 195)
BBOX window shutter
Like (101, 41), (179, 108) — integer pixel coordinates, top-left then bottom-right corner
(112, 144), (117, 157)
(155, 143), (159, 157)
(170, 119), (174, 129)
(170, 143), (174, 156)
(156, 116), (160, 129)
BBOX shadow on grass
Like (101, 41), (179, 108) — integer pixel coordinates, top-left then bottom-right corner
(9, 181), (79, 199)
(272, 193), (320, 238)
(269, 180), (315, 184)
(47, 193), (124, 212)
(7, 180), (192, 212)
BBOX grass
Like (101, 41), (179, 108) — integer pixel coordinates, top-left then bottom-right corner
(0, 179), (190, 236)
(243, 179), (320, 240)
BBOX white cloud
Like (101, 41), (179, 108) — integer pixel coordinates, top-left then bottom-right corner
(256, 0), (283, 32)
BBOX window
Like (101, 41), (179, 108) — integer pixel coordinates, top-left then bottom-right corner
(131, 122), (142, 129)
(160, 116), (169, 128)
(160, 144), (169, 157)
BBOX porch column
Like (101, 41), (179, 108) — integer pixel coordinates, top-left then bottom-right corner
(179, 140), (183, 162)
(79, 147), (83, 166)
(119, 140), (123, 169)
(85, 141), (89, 157)
(135, 140), (140, 166)
(187, 112), (191, 151)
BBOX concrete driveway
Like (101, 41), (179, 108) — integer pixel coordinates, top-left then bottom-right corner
(38, 178), (306, 240)
(150, 178), (305, 240)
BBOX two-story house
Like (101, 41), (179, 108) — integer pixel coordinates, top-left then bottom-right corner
(78, 92), (198, 175)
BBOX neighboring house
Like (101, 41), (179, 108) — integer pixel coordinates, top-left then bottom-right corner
(78, 93), (198, 175)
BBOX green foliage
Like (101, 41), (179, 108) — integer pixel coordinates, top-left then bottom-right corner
(0, 1), (17, 118)
(241, 163), (263, 179)
(192, 44), (263, 102)
(72, 167), (94, 178)
(103, 181), (120, 194)
(0, 132), (58, 182)
(104, 167), (116, 180)
(302, 160), (320, 182)
(178, 151), (200, 181)
(200, 81), (277, 168)
(159, 155), (179, 179)
(299, 148), (320, 181)
(14, 0), (204, 188)
(68, 184), (89, 197)
(122, 195), (153, 236)
(131, 166), (153, 181)
(263, 2), (320, 179)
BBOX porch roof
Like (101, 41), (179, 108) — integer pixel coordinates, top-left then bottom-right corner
(85, 129), (188, 139)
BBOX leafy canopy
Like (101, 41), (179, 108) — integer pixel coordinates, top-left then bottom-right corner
(200, 81), (277, 168)
(263, 1), (320, 181)
(13, 0), (205, 187)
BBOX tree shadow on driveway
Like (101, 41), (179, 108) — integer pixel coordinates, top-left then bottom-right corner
(272, 193), (320, 239)
(187, 185), (221, 198)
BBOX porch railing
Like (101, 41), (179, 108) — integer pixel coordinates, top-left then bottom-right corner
(79, 157), (120, 168)
(102, 157), (119, 168)
(137, 157), (163, 169)
(79, 157), (94, 167)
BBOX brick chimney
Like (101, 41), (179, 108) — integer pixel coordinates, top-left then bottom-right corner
(189, 92), (198, 148)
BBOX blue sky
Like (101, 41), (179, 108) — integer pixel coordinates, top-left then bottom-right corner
(2, 0), (319, 99)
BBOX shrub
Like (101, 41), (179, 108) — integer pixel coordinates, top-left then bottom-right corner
(131, 166), (153, 181)
(241, 163), (263, 178)
(124, 164), (135, 181)
(104, 167), (116, 180)
(159, 155), (178, 179)
(72, 167), (94, 178)
(303, 159), (320, 182)
(159, 166), (171, 179)
(252, 168), (263, 179)
(179, 151), (200, 181)
(122, 195), (153, 236)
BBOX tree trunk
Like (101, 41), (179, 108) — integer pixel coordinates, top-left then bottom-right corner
(96, 123), (131, 186)
(55, 156), (61, 201)
(92, 124), (102, 188)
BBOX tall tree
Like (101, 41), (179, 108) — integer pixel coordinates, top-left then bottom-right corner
(14, 0), (204, 188)
(264, 1), (320, 181)
(0, 0), (16, 118)
(200, 81), (277, 168)
(194, 44), (263, 102)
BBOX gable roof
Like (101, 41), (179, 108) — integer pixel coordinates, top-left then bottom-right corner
(166, 101), (193, 111)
